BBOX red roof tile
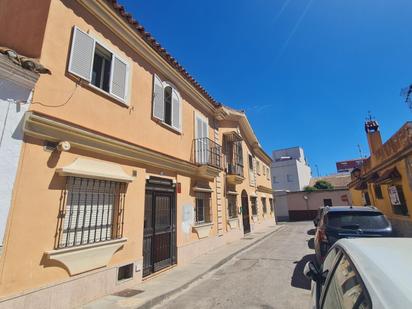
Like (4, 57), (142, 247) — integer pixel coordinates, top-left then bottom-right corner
(106, 0), (221, 108)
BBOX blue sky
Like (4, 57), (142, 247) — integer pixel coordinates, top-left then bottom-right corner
(124, 0), (412, 175)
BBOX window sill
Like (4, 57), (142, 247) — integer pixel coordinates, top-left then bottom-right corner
(192, 222), (213, 239)
(77, 77), (129, 107)
(227, 217), (239, 229)
(153, 118), (182, 135)
(44, 238), (127, 276)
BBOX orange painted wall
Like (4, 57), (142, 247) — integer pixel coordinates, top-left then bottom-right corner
(0, 0), (273, 299)
(29, 0), (213, 165)
(0, 0), (51, 58)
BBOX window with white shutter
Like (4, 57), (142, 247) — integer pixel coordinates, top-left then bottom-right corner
(110, 55), (128, 102)
(171, 89), (181, 130)
(152, 75), (182, 132)
(153, 74), (164, 121)
(68, 26), (129, 104)
(68, 27), (95, 81)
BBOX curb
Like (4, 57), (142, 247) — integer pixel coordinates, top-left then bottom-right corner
(137, 225), (285, 309)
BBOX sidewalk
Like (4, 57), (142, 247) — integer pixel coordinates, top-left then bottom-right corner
(83, 223), (283, 309)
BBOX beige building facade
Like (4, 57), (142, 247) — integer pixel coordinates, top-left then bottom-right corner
(349, 120), (412, 236)
(0, 0), (274, 308)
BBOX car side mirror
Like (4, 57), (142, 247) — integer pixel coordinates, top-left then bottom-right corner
(304, 261), (321, 282)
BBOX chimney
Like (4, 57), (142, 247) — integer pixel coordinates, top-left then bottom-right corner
(364, 120), (382, 155)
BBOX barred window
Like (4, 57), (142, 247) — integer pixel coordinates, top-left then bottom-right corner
(227, 195), (237, 219)
(195, 192), (212, 224)
(58, 177), (126, 249)
(269, 198), (274, 213)
(374, 184), (383, 199)
(251, 197), (257, 216)
(261, 197), (267, 214)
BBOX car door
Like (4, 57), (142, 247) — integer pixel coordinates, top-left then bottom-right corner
(319, 248), (372, 309)
(312, 246), (341, 308)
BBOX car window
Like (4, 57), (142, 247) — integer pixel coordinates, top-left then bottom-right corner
(327, 212), (389, 229)
(322, 247), (340, 273)
(322, 253), (371, 309)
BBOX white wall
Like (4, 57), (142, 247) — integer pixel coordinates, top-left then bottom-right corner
(271, 146), (312, 192)
(271, 159), (300, 191)
(296, 159), (311, 190)
(273, 190), (289, 221)
(0, 79), (33, 247)
(287, 189), (352, 211)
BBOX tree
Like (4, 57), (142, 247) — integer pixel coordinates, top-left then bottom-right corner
(304, 186), (317, 192)
(313, 180), (334, 190)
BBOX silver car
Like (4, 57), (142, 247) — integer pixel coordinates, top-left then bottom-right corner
(304, 238), (412, 309)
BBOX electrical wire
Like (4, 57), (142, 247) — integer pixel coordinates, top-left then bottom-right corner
(30, 79), (80, 108)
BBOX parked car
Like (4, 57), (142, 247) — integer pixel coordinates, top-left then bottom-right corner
(313, 207), (325, 227)
(314, 206), (392, 264)
(304, 238), (412, 309)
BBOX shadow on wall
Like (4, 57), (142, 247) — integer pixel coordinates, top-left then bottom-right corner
(291, 254), (316, 290)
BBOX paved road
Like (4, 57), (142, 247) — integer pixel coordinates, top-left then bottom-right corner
(156, 221), (315, 309)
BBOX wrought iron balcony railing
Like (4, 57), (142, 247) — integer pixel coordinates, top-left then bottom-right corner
(227, 162), (244, 177)
(193, 137), (222, 169)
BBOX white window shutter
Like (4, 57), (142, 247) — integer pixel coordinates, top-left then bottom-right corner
(153, 74), (164, 121)
(110, 55), (128, 102)
(171, 89), (181, 130)
(68, 27), (95, 82)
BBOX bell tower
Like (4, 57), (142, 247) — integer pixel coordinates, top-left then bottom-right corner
(364, 118), (382, 155)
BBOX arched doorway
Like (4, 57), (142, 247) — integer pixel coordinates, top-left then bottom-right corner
(241, 190), (251, 234)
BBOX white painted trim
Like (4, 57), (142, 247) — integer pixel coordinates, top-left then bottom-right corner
(0, 54), (39, 89)
(227, 217), (239, 229)
(68, 26), (130, 106)
(226, 190), (238, 196)
(45, 238), (127, 275)
(192, 223), (213, 239)
(56, 158), (134, 182)
(192, 186), (213, 193)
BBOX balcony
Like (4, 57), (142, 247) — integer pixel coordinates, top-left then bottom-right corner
(223, 132), (245, 185)
(193, 137), (222, 179)
(226, 162), (245, 185)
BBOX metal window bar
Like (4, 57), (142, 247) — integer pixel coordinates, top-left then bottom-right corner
(227, 196), (237, 219)
(251, 197), (257, 216)
(193, 137), (222, 169)
(262, 198), (267, 214)
(57, 176), (126, 249)
(195, 192), (212, 224)
(224, 139), (244, 177)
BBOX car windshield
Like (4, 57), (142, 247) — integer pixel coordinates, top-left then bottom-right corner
(327, 211), (389, 229)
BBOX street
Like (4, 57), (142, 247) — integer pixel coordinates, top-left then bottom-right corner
(156, 221), (315, 309)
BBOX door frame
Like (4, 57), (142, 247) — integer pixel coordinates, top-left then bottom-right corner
(241, 190), (251, 234)
(143, 177), (177, 277)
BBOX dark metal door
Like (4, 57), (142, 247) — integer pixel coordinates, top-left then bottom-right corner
(241, 191), (251, 234)
(143, 179), (176, 277)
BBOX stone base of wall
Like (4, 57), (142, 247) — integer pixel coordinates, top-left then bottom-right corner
(275, 215), (289, 222)
(0, 261), (142, 309)
(289, 210), (318, 221)
(178, 229), (243, 265)
(390, 217), (412, 237)
(0, 219), (276, 309)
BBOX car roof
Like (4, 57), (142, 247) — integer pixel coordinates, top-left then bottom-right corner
(324, 206), (381, 213)
(336, 238), (412, 308)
